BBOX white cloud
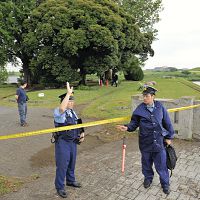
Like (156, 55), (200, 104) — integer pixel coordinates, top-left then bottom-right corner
(145, 0), (200, 69)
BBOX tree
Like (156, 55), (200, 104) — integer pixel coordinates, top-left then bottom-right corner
(0, 66), (8, 84)
(23, 0), (153, 85)
(0, 0), (37, 84)
(181, 70), (191, 75)
(113, 0), (163, 34)
(112, 0), (162, 78)
(123, 55), (144, 81)
(1, 0), (154, 86)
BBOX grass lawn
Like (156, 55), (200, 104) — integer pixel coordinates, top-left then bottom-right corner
(144, 69), (200, 81)
(0, 85), (17, 99)
(1, 78), (200, 119)
(81, 78), (200, 119)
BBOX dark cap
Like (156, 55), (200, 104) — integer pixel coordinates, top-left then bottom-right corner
(59, 92), (75, 102)
(20, 80), (27, 85)
(142, 86), (158, 95)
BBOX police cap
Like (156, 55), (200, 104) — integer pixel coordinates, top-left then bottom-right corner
(59, 92), (74, 102)
(142, 86), (158, 95)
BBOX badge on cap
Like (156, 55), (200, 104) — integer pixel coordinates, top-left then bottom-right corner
(142, 86), (158, 95)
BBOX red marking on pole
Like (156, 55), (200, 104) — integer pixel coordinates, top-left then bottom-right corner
(122, 137), (126, 174)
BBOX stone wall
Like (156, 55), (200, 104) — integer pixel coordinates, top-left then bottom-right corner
(131, 95), (200, 140)
(193, 100), (200, 140)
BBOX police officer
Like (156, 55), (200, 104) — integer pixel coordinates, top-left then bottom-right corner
(117, 86), (174, 195)
(53, 82), (84, 198)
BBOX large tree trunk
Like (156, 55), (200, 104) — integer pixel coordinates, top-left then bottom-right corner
(21, 58), (31, 86)
(105, 69), (112, 81)
(79, 68), (86, 85)
(79, 73), (86, 85)
(23, 65), (31, 85)
(18, 52), (32, 86)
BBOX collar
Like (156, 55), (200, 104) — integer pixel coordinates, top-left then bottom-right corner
(65, 109), (78, 119)
(146, 102), (155, 108)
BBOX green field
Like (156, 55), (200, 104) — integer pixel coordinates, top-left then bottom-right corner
(144, 68), (200, 81)
(1, 77), (200, 119)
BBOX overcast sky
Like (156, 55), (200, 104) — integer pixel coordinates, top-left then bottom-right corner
(144, 0), (200, 69)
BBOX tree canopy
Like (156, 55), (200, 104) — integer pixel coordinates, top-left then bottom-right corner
(0, 0), (37, 83)
(113, 0), (163, 34)
(0, 0), (158, 85)
(24, 0), (153, 84)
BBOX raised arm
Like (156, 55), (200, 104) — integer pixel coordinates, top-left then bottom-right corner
(59, 82), (73, 113)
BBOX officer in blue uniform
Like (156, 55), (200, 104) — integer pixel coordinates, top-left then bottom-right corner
(117, 86), (174, 195)
(53, 82), (84, 198)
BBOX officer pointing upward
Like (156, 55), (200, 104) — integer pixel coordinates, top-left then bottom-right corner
(53, 82), (84, 198)
(117, 86), (174, 195)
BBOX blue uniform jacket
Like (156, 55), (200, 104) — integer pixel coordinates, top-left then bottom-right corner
(126, 101), (174, 152)
(54, 108), (80, 141)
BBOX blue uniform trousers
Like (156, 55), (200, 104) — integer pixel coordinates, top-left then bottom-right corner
(141, 149), (169, 188)
(55, 138), (77, 190)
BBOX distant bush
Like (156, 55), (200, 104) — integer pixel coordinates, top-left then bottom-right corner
(168, 67), (178, 72)
(181, 70), (191, 75)
(124, 66), (144, 81)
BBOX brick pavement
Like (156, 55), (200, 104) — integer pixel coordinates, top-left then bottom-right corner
(73, 137), (200, 200)
(2, 135), (200, 200)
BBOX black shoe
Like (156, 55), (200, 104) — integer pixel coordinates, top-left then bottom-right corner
(21, 123), (28, 127)
(143, 179), (152, 188)
(66, 181), (81, 188)
(57, 189), (67, 198)
(163, 187), (170, 195)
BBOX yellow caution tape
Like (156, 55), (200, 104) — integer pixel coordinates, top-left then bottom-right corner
(0, 116), (130, 140)
(168, 104), (200, 112)
(0, 104), (200, 140)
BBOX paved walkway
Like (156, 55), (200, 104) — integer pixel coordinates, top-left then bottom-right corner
(1, 136), (200, 200)
(1, 107), (200, 200)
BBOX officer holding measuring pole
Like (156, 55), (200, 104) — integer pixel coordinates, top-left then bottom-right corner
(53, 82), (84, 198)
(117, 86), (174, 195)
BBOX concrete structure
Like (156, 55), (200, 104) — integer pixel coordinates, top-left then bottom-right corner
(131, 95), (200, 140)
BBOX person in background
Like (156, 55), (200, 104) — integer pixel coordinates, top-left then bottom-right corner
(111, 73), (118, 87)
(15, 80), (28, 127)
(116, 86), (174, 195)
(53, 82), (84, 198)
